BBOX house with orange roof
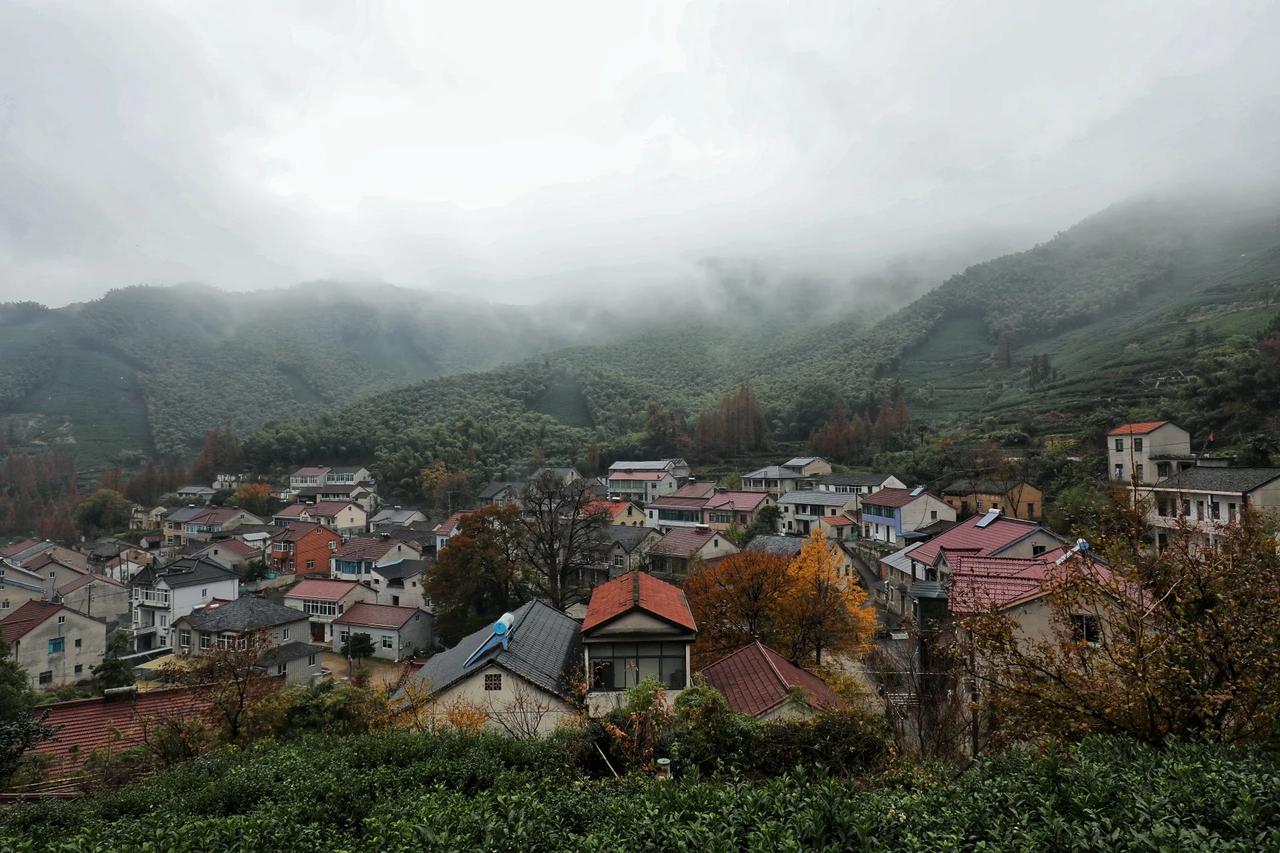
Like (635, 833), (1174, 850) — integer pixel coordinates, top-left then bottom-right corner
(430, 510), (475, 553)
(273, 501), (367, 536)
(858, 487), (956, 545)
(1106, 420), (1192, 486)
(581, 571), (697, 712)
(0, 600), (108, 689)
(584, 498), (647, 527)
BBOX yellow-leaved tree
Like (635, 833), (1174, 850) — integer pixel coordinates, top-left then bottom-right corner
(783, 529), (878, 666)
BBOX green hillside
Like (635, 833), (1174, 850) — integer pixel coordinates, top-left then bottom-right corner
(244, 191), (1280, 495)
(0, 284), (663, 473)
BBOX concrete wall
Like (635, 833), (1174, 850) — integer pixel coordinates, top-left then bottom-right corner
(417, 663), (576, 735)
(10, 610), (107, 689)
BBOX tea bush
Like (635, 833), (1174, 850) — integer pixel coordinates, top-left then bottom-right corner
(3, 734), (1278, 852)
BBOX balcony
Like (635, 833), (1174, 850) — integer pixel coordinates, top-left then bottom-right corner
(134, 589), (171, 607)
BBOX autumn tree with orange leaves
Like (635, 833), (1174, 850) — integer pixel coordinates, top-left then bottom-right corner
(686, 530), (877, 670)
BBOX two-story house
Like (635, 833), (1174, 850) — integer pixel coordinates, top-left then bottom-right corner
(1107, 421), (1193, 486)
(813, 472), (906, 498)
(741, 457), (831, 496)
(859, 487), (956, 546)
(941, 479), (1044, 520)
(370, 507), (429, 529)
(476, 481), (525, 508)
(776, 490), (859, 536)
(609, 459), (691, 481)
(369, 559), (432, 609)
(126, 556), (240, 651)
(581, 571), (697, 714)
(273, 502), (367, 536)
(330, 536), (423, 580)
(171, 596), (325, 685)
(606, 470), (678, 504)
(647, 528), (738, 580)
(0, 600), (108, 689)
(596, 526), (661, 578)
(283, 578), (376, 642)
(331, 603), (432, 662)
(703, 491), (774, 532)
(582, 499), (647, 527)
(269, 523), (342, 575)
(289, 466), (332, 492)
(57, 574), (130, 625)
(1144, 466), (1280, 549)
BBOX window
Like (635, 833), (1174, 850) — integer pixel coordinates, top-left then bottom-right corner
(217, 634), (232, 649)
(1157, 462), (1170, 478)
(339, 630), (349, 643)
(306, 559), (316, 570)
(1181, 499), (1191, 517)
(307, 654), (316, 666)
(48, 637), (64, 654)
(612, 554), (624, 568)
(179, 630), (191, 648)
(1211, 502), (1221, 520)
(588, 642), (687, 691)
(391, 596), (400, 606)
(1026, 503), (1036, 517)
(930, 510), (938, 521)
(199, 634), (211, 650)
(1070, 614), (1101, 645)
(1228, 502), (1237, 522)
(1114, 438), (1124, 452)
(201, 588), (208, 599)
(39, 671), (53, 685)
(159, 614), (167, 628)
(277, 663), (288, 676)
(1134, 438), (1144, 451)
(1031, 545), (1046, 557)
(303, 600), (339, 617)
(1196, 500), (1205, 519)
(0, 601), (7, 611)
(282, 628), (290, 640)
(1113, 464), (1124, 480)
(74, 638), (82, 649)
(484, 673), (502, 691)
(74, 664), (83, 675)
(1135, 464), (1144, 481)
(381, 635), (394, 649)
(57, 615), (66, 625)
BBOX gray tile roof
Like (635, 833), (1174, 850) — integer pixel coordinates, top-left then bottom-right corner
(176, 596), (306, 633)
(1150, 467), (1280, 494)
(879, 543), (920, 576)
(132, 556), (238, 590)
(777, 490), (855, 507)
(816, 473), (892, 487)
(478, 481), (524, 500)
(372, 558), (430, 581)
(744, 535), (805, 557)
(257, 641), (328, 667)
(372, 508), (426, 525)
(602, 526), (657, 553)
(400, 600), (580, 700)
(743, 465), (788, 480)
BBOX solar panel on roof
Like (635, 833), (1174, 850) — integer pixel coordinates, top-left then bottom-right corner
(975, 509), (1001, 528)
(910, 486), (924, 496)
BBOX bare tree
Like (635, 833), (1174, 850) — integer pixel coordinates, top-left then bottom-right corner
(516, 470), (608, 609)
(485, 679), (556, 739)
(866, 623), (972, 760)
(157, 629), (277, 744)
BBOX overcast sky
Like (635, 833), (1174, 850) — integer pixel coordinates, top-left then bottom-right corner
(1, 1), (1278, 307)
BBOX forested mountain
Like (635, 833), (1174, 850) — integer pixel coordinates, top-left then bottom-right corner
(0, 283), (672, 471)
(245, 191), (1280, 497)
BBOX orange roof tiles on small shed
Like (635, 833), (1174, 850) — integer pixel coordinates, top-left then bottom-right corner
(581, 571), (697, 633)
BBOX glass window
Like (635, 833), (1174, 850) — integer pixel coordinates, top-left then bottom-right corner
(199, 634), (211, 650)
(588, 642), (686, 691)
(307, 654), (316, 666)
(484, 673), (502, 691)
(282, 628), (290, 640)
(74, 664), (83, 675)
(381, 634), (394, 649)
(1134, 438), (1143, 451)
(48, 637), (64, 654)
(277, 663), (287, 676)
(74, 638), (81, 648)
(1114, 438), (1124, 452)
(39, 671), (53, 685)
(179, 630), (191, 648)
(1070, 614), (1101, 645)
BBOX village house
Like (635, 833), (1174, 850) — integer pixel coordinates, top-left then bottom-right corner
(371, 507), (429, 529)
(330, 536), (423, 580)
(273, 501), (367, 536)
(14, 551), (90, 594)
(174, 485), (216, 504)
(170, 596), (325, 685)
(581, 571), (697, 714)
(941, 479), (1044, 520)
(297, 481), (378, 513)
(1107, 420), (1194, 486)
(289, 466), (331, 491)
(1144, 466), (1280, 549)
(162, 506), (263, 549)
(609, 458), (691, 480)
(530, 466), (583, 486)
(102, 548), (152, 583)
(57, 573), (129, 625)
(741, 457), (832, 496)
(369, 558), (432, 609)
(700, 640), (843, 720)
(606, 469), (678, 504)
(744, 534), (858, 583)
(0, 560), (50, 613)
(595, 526), (661, 578)
(813, 472), (905, 497)
(282, 578), (376, 643)
(269, 523), (342, 575)
(129, 505), (166, 531)
(0, 600), (108, 689)
(398, 601), (582, 735)
(430, 511), (473, 553)
(859, 487), (956, 546)
(583, 498), (647, 526)
(647, 527), (738, 580)
(703, 491), (774, 532)
(127, 556), (241, 651)
(776, 490), (859, 536)
(331, 603), (432, 661)
(644, 493), (710, 531)
(190, 538), (260, 573)
(883, 510), (1067, 617)
(477, 481), (525, 507)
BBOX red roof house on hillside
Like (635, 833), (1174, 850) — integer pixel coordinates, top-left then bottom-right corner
(1106, 421), (1169, 436)
(700, 640), (843, 720)
(581, 572), (697, 699)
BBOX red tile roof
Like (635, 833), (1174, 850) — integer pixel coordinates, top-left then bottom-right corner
(1107, 420), (1170, 436)
(30, 684), (277, 773)
(704, 491), (769, 512)
(672, 482), (717, 499)
(649, 527), (727, 559)
(431, 511), (472, 537)
(701, 641), (843, 718)
(861, 488), (939, 509)
(334, 537), (406, 561)
(946, 552), (1114, 614)
(278, 501), (359, 519)
(647, 496), (710, 510)
(285, 579), (363, 602)
(333, 602), (421, 629)
(821, 515), (857, 526)
(583, 500), (643, 520)
(0, 539), (40, 558)
(194, 539), (257, 560)
(0, 600), (66, 643)
(608, 471), (668, 481)
(293, 467), (330, 477)
(908, 514), (1044, 567)
(271, 522), (338, 544)
(581, 571), (697, 633)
